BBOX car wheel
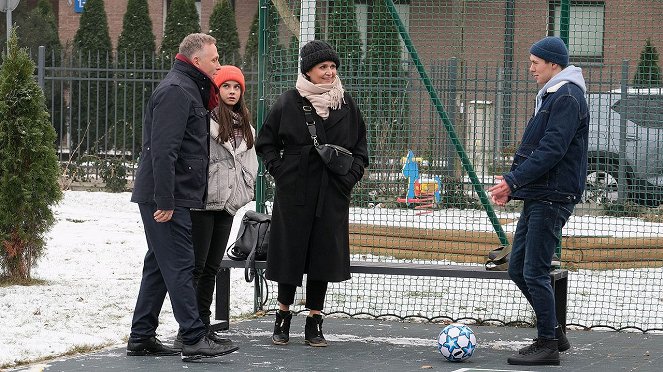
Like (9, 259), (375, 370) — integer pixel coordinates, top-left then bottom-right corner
(583, 162), (623, 204)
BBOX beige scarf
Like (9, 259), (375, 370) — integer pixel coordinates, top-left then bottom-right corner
(295, 74), (345, 119)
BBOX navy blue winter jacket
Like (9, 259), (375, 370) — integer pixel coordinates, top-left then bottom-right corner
(131, 60), (214, 210)
(503, 66), (589, 204)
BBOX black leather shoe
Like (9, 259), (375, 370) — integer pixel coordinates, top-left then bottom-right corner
(206, 328), (234, 345)
(181, 335), (239, 362)
(127, 336), (179, 356)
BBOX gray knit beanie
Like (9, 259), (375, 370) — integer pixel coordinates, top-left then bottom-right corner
(300, 40), (340, 75)
(530, 36), (569, 66)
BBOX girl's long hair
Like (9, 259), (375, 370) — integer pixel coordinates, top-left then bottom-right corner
(211, 94), (254, 149)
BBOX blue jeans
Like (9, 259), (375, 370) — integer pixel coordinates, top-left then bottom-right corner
(508, 199), (574, 340)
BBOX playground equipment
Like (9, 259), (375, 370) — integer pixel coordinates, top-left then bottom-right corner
(396, 150), (442, 209)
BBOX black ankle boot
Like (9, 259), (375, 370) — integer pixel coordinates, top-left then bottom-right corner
(508, 339), (559, 366)
(519, 325), (570, 354)
(304, 314), (328, 347)
(272, 310), (292, 345)
(556, 326), (570, 352)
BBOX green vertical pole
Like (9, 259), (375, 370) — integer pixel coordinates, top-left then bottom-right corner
(559, 0), (570, 44)
(255, 0), (268, 215)
(384, 0), (509, 247)
(554, 0), (571, 264)
(253, 0), (269, 312)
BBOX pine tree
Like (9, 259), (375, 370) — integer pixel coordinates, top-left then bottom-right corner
(16, 0), (64, 148)
(633, 38), (662, 87)
(74, 0), (112, 56)
(160, 0), (201, 59)
(209, 0), (240, 65)
(17, 0), (62, 60)
(70, 0), (114, 155)
(117, 0), (157, 156)
(243, 8), (260, 72)
(118, 0), (156, 57)
(0, 30), (62, 280)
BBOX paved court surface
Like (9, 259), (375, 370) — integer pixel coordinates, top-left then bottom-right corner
(11, 316), (663, 372)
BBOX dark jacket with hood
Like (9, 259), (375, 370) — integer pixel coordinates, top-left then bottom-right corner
(504, 66), (589, 204)
(256, 89), (368, 285)
(131, 59), (215, 210)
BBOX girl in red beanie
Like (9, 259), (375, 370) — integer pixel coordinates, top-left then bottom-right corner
(181, 65), (257, 348)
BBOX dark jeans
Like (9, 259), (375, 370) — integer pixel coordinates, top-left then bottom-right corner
(508, 199), (574, 340)
(130, 204), (206, 345)
(191, 209), (234, 326)
(278, 280), (328, 311)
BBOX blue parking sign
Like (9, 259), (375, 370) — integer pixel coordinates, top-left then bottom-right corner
(74, 0), (87, 13)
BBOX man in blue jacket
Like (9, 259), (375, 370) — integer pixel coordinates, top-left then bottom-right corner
(489, 36), (589, 366)
(127, 33), (238, 362)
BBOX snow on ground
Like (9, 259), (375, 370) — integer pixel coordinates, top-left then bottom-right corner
(2, 190), (663, 368)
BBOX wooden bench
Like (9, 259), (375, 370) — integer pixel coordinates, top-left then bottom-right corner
(213, 259), (568, 331)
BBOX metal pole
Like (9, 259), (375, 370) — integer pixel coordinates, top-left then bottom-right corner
(501, 0), (515, 146)
(619, 60), (629, 202)
(253, 0), (268, 314)
(299, 0), (316, 48)
(5, 7), (10, 49)
(559, 0), (570, 44)
(38, 46), (45, 89)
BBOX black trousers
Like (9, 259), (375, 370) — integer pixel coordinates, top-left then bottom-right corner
(130, 204), (206, 345)
(190, 209), (234, 326)
(278, 280), (328, 311)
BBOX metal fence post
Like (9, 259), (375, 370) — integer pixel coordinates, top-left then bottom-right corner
(445, 57), (457, 177)
(619, 60), (629, 203)
(37, 45), (45, 90)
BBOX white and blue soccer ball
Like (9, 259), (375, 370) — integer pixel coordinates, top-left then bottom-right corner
(437, 323), (477, 362)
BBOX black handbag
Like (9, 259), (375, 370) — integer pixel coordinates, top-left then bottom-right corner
(303, 104), (354, 176)
(226, 210), (270, 282)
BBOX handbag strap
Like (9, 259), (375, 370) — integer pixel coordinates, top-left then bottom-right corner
(303, 104), (321, 147)
(485, 245), (511, 271)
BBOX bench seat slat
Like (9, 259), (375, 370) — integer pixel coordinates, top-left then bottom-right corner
(219, 259), (568, 280)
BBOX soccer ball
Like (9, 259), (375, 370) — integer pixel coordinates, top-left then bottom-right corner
(437, 324), (477, 362)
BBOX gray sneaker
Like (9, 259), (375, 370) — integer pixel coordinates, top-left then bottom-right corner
(174, 330), (233, 351)
(181, 335), (239, 362)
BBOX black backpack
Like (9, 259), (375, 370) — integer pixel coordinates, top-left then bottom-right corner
(226, 211), (270, 281)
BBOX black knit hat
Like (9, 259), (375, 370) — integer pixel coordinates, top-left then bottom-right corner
(299, 40), (340, 75)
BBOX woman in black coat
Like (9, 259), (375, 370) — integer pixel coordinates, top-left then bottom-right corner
(255, 40), (369, 347)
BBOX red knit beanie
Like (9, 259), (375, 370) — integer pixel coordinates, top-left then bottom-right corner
(214, 65), (246, 92)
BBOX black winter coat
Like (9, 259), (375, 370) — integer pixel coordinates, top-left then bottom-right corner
(131, 60), (214, 210)
(256, 89), (369, 285)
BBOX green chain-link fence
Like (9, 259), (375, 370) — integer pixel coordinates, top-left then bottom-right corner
(253, 0), (663, 332)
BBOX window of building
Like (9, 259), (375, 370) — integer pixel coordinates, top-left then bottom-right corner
(548, 1), (605, 63)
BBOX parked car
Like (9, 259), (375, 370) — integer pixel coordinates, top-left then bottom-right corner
(586, 88), (663, 206)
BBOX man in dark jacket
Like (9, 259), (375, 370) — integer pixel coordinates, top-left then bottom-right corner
(126, 33), (238, 362)
(488, 36), (588, 366)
